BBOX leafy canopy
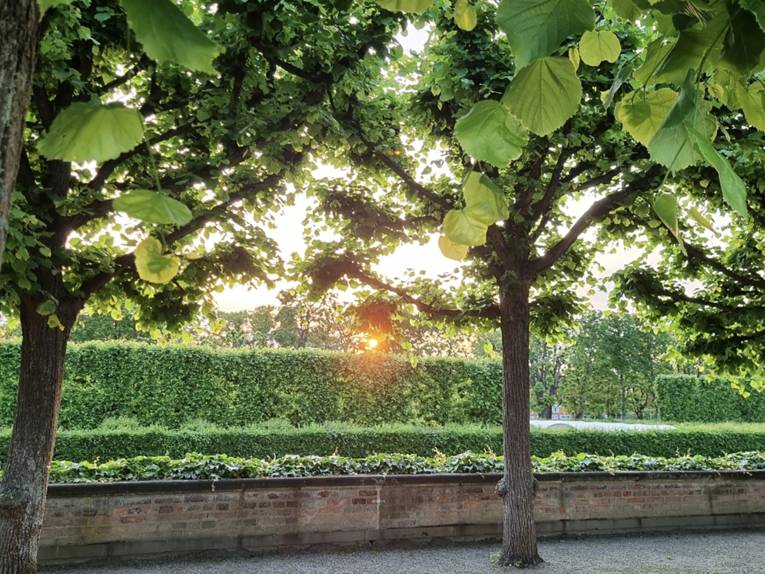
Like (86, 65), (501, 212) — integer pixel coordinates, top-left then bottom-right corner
(376, 0), (765, 253)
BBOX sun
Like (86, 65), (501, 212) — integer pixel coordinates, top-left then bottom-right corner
(365, 337), (379, 351)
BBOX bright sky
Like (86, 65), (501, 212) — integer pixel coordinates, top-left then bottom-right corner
(213, 24), (648, 313)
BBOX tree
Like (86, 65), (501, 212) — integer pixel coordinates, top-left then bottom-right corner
(559, 311), (671, 419)
(0, 1), (402, 570)
(0, 0), (39, 268)
(305, 0), (763, 564)
(529, 337), (566, 419)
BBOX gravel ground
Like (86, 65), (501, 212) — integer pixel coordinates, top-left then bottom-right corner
(46, 530), (765, 574)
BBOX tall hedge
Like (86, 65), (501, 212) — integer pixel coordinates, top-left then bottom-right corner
(656, 375), (765, 422)
(0, 341), (503, 428)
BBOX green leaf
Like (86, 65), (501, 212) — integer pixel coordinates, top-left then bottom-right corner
(120, 0), (220, 74)
(632, 39), (675, 87)
(741, 0), (765, 32)
(649, 18), (727, 85)
(720, 9), (765, 74)
(502, 57), (582, 136)
(685, 125), (748, 218)
(611, 0), (643, 21)
(443, 209), (487, 246)
(579, 30), (622, 66)
(113, 190), (193, 225)
(662, 70), (697, 128)
(647, 96), (715, 172)
(135, 237), (181, 284)
(462, 172), (509, 225)
(47, 314), (64, 330)
(708, 69), (743, 109)
(376, 0), (433, 13)
(38, 102), (144, 163)
(496, 0), (595, 69)
(688, 206), (716, 234)
(736, 81), (765, 131)
(38, 0), (73, 14)
(438, 235), (469, 261)
(35, 300), (57, 316)
(615, 89), (678, 147)
(653, 193), (681, 242)
(454, 0), (477, 31)
(568, 47), (581, 71)
(454, 101), (528, 167)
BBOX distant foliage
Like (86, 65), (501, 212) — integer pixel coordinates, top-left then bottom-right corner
(0, 342), (503, 428)
(656, 375), (765, 422)
(41, 450), (765, 483)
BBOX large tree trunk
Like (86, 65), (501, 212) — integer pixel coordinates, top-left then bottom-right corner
(497, 281), (542, 567)
(0, 0), (38, 267)
(0, 296), (78, 574)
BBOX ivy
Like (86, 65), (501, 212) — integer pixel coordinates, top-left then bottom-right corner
(38, 450), (765, 483)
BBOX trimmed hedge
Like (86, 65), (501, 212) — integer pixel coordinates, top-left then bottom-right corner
(2, 425), (762, 462)
(656, 375), (765, 422)
(45, 450), (765, 483)
(0, 342), (502, 428)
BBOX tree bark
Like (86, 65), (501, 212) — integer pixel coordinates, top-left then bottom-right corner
(0, 0), (38, 267)
(0, 296), (78, 574)
(497, 281), (542, 567)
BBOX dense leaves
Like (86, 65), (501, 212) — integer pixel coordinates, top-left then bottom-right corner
(0, 341), (505, 428)
(656, 375), (765, 423)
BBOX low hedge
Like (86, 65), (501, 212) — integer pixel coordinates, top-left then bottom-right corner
(3, 425), (763, 461)
(45, 450), (765, 483)
(0, 342), (503, 428)
(656, 375), (765, 422)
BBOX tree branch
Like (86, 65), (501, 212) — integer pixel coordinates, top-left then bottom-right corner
(346, 265), (499, 320)
(78, 174), (282, 298)
(531, 166), (663, 275)
(99, 57), (150, 94)
(369, 150), (453, 211)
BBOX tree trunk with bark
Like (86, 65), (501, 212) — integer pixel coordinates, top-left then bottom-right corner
(0, 0), (38, 267)
(0, 296), (79, 574)
(497, 280), (542, 567)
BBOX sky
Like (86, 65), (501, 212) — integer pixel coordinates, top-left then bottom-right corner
(213, 23), (649, 313)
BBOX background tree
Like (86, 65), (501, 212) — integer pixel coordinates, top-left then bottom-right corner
(529, 337), (567, 419)
(559, 312), (671, 419)
(0, 1), (402, 570)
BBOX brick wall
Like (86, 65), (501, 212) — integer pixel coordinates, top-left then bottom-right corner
(40, 471), (765, 564)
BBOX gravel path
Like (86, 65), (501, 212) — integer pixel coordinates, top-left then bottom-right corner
(46, 530), (764, 574)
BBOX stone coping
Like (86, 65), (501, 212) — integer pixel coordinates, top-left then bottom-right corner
(47, 469), (765, 497)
